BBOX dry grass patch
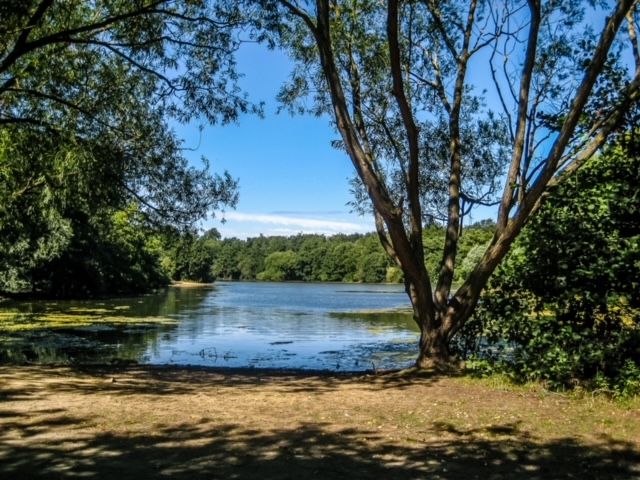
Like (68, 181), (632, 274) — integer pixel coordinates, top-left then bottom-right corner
(0, 366), (638, 479)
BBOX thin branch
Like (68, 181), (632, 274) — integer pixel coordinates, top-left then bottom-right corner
(72, 38), (177, 91)
(519, 0), (637, 217)
(0, 1), (168, 75)
(0, 0), (55, 74)
(460, 191), (501, 207)
(346, 25), (374, 157)
(501, 39), (519, 105)
(427, 50), (452, 114)
(148, 8), (243, 29)
(557, 76), (640, 178)
(489, 44), (514, 140)
(5, 87), (149, 142)
(497, 0), (540, 232)
(376, 115), (409, 181)
(627, 6), (640, 71)
(278, 0), (318, 33)
(374, 211), (400, 265)
(434, 0), (478, 309)
(420, 0), (459, 59)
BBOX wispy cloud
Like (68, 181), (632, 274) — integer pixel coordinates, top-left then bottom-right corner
(269, 210), (349, 216)
(221, 211), (371, 237)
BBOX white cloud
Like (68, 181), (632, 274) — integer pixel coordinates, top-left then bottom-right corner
(218, 211), (372, 238)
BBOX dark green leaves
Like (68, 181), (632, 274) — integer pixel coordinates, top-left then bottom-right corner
(462, 139), (640, 393)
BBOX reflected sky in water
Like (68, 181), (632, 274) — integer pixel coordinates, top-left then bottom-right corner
(0, 282), (419, 371)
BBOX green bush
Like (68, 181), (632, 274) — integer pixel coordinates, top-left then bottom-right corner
(459, 140), (640, 392)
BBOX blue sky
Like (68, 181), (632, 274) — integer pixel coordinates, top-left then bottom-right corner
(174, 42), (498, 239)
(169, 4), (628, 240)
(174, 43), (376, 238)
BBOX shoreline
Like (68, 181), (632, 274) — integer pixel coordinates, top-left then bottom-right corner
(0, 279), (405, 302)
(13, 362), (396, 377)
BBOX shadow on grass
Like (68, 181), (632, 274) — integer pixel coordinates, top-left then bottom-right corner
(1, 413), (638, 479)
(1, 367), (638, 479)
(0, 365), (449, 398)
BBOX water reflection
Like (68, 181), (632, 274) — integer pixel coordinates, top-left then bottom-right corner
(0, 283), (418, 370)
(0, 287), (195, 364)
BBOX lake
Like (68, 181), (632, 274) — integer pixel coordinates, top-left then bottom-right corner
(0, 282), (419, 371)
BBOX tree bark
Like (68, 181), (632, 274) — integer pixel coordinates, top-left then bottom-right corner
(416, 318), (450, 368)
(277, 0), (639, 371)
(403, 274), (455, 367)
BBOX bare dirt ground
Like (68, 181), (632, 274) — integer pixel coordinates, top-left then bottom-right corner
(1, 366), (639, 479)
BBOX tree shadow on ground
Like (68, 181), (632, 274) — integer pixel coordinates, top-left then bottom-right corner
(1, 406), (638, 479)
(0, 365), (448, 398)
(1, 366), (638, 479)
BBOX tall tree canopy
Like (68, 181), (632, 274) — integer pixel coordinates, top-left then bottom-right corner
(247, 0), (640, 366)
(0, 1), (251, 295)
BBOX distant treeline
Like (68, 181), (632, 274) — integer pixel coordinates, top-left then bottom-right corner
(0, 203), (493, 297)
(165, 220), (495, 285)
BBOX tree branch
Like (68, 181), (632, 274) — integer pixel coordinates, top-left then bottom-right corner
(387, 0), (424, 257)
(434, 0), (477, 310)
(489, 38), (514, 141)
(550, 74), (640, 188)
(374, 211), (400, 265)
(518, 0), (637, 223)
(0, 0), (55, 75)
(497, 0), (540, 232)
(420, 0), (460, 59)
(448, 2), (640, 337)
(304, 0), (434, 316)
(627, 5), (640, 71)
(71, 38), (177, 91)
(278, 0), (318, 33)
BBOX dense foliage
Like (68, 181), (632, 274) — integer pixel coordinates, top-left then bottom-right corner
(461, 142), (640, 396)
(162, 228), (222, 284)
(159, 221), (494, 284)
(0, 1), (244, 297)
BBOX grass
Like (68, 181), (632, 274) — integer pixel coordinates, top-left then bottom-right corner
(0, 365), (638, 479)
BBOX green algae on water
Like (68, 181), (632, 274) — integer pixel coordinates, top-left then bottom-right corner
(0, 309), (176, 332)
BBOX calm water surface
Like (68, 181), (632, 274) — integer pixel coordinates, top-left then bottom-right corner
(0, 282), (419, 371)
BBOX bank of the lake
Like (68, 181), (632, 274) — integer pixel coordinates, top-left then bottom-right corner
(1, 365), (638, 479)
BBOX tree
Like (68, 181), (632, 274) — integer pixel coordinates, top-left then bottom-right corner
(255, 0), (640, 367)
(355, 251), (389, 283)
(462, 139), (640, 392)
(0, 1), (246, 295)
(167, 228), (220, 282)
(212, 238), (245, 279)
(0, 0), (255, 123)
(257, 250), (301, 280)
(1, 0), (246, 226)
(323, 241), (361, 281)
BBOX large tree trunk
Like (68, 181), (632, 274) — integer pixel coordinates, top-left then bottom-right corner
(279, 0), (638, 373)
(406, 276), (457, 369)
(416, 324), (451, 369)
(408, 270), (485, 369)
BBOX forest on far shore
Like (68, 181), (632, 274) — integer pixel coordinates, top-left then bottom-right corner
(168, 220), (495, 285)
